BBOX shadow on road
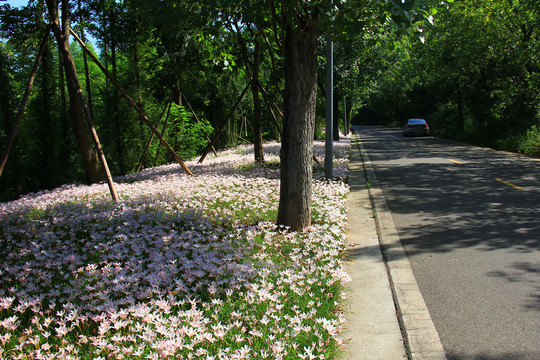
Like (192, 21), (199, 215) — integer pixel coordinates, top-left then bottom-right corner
(358, 126), (540, 256)
(354, 126), (540, 359)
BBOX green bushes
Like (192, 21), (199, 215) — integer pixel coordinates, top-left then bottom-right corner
(167, 103), (214, 160)
(519, 125), (540, 158)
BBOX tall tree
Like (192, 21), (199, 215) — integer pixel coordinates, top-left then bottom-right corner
(231, 21), (265, 162)
(209, 0), (420, 230)
(275, 0), (422, 229)
(45, 0), (102, 183)
(276, 10), (319, 229)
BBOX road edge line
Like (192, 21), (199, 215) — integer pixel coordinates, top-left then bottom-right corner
(355, 132), (447, 360)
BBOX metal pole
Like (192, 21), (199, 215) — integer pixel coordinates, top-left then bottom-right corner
(325, 33), (334, 180)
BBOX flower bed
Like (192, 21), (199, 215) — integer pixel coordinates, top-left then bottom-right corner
(0, 139), (351, 359)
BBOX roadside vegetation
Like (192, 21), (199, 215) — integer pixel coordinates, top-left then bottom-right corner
(0, 139), (351, 359)
(2, 0), (535, 205)
(356, 0), (539, 157)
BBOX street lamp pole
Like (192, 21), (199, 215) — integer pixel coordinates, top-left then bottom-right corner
(325, 20), (334, 180)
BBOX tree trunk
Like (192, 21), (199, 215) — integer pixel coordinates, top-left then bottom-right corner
(38, 44), (58, 188)
(252, 39), (264, 163)
(457, 92), (464, 130)
(45, 0), (101, 184)
(346, 96), (352, 135)
(172, 77), (182, 106)
(277, 22), (318, 231)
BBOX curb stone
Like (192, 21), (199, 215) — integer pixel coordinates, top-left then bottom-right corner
(355, 131), (447, 360)
(341, 135), (407, 359)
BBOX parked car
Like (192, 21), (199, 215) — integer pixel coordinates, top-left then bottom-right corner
(403, 118), (429, 136)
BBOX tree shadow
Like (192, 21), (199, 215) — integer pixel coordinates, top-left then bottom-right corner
(353, 125), (540, 357)
(0, 193), (258, 320)
(445, 351), (539, 360)
(357, 126), (540, 255)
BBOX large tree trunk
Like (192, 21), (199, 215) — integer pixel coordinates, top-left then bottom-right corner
(277, 22), (318, 231)
(45, 0), (101, 184)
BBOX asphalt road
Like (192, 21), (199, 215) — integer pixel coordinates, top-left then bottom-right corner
(354, 125), (540, 360)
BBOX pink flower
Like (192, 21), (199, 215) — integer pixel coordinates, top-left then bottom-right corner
(1, 315), (20, 331)
(0, 333), (12, 345)
(0, 296), (14, 310)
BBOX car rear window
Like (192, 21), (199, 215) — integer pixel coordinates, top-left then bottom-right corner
(408, 119), (426, 124)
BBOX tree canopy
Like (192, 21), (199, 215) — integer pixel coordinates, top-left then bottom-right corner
(360, 0), (539, 153)
(1, 0), (538, 226)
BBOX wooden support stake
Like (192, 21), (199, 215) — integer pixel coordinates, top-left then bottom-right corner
(69, 28), (193, 176)
(0, 24), (51, 177)
(198, 82), (250, 163)
(259, 83), (283, 117)
(135, 102), (170, 173)
(52, 22), (118, 201)
(258, 83), (283, 135)
(234, 133), (252, 144)
(154, 109), (170, 164)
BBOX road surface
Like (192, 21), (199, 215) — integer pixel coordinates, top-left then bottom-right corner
(355, 125), (540, 360)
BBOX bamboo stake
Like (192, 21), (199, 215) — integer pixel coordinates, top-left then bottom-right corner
(198, 82), (250, 163)
(69, 28), (193, 176)
(0, 24), (51, 177)
(52, 21), (118, 201)
(135, 102), (170, 173)
(154, 109), (171, 164)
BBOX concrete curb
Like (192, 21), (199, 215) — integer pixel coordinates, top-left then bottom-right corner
(355, 133), (447, 360)
(341, 134), (407, 359)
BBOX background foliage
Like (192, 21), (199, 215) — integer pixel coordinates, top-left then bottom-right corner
(358, 0), (539, 155)
(1, 0), (538, 202)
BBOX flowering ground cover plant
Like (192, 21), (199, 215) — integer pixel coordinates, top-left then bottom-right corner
(0, 139), (351, 359)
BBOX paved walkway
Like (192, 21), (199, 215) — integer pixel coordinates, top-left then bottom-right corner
(340, 133), (446, 359)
